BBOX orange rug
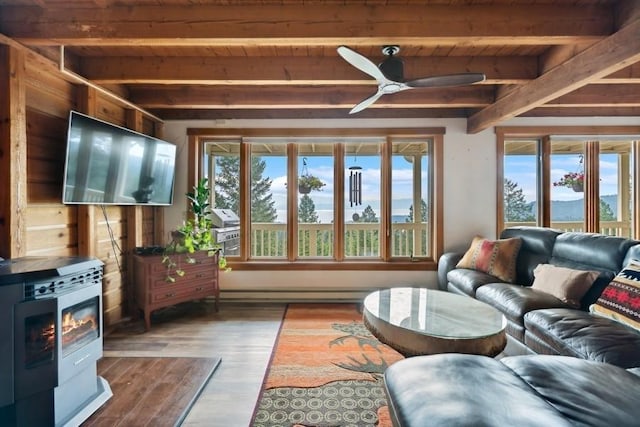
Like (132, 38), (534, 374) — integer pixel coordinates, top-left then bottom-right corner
(251, 303), (404, 427)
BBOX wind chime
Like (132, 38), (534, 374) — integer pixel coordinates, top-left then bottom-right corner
(349, 165), (363, 207)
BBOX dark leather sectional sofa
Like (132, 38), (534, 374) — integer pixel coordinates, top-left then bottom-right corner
(382, 227), (640, 427)
(438, 226), (640, 368)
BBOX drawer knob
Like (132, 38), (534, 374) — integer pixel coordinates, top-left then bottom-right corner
(196, 286), (203, 291)
(165, 292), (175, 297)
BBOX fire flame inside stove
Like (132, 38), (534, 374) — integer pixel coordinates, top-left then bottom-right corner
(61, 312), (97, 346)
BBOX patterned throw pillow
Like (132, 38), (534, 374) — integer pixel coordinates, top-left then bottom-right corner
(590, 260), (640, 331)
(456, 236), (522, 283)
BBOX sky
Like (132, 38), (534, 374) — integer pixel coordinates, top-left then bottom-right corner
(262, 154), (426, 223)
(505, 153), (621, 203)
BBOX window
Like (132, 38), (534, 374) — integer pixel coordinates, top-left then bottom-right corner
(192, 128), (444, 270)
(498, 127), (640, 238)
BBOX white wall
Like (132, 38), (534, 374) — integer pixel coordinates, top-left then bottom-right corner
(161, 116), (639, 297)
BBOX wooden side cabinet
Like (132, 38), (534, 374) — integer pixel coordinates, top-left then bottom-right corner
(132, 251), (220, 330)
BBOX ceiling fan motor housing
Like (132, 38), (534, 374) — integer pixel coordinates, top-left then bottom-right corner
(379, 56), (404, 82)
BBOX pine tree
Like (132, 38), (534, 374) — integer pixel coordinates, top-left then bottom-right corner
(504, 179), (535, 222)
(298, 195), (319, 223)
(213, 156), (277, 222)
(359, 205), (379, 223)
(407, 199), (428, 222)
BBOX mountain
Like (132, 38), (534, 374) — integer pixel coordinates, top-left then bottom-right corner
(526, 195), (617, 221)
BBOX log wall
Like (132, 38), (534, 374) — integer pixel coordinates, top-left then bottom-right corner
(1, 43), (165, 327)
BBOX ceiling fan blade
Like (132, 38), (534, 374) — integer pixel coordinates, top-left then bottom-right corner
(405, 73), (486, 88)
(349, 90), (384, 114)
(337, 46), (390, 84)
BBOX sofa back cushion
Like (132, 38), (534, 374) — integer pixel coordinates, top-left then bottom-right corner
(550, 232), (638, 309)
(500, 226), (562, 285)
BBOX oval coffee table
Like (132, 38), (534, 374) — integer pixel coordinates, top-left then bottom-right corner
(363, 287), (507, 357)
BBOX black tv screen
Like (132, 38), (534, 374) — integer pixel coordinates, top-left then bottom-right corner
(62, 111), (176, 205)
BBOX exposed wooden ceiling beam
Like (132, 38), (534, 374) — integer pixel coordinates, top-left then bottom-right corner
(80, 56), (536, 85)
(129, 85), (495, 109)
(151, 108), (473, 120)
(2, 4), (612, 46)
(467, 17), (640, 134)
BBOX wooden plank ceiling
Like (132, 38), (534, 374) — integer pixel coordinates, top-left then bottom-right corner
(0, 0), (639, 133)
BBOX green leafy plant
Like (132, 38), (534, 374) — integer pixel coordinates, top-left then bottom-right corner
(163, 178), (229, 282)
(298, 174), (325, 194)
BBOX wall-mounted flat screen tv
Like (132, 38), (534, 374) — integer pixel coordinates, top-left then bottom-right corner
(62, 111), (177, 205)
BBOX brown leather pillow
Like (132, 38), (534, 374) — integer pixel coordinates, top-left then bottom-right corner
(532, 264), (599, 308)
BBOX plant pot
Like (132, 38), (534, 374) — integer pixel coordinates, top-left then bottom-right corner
(298, 184), (311, 194)
(572, 182), (584, 192)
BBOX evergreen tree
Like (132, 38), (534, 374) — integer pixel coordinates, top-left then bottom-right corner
(407, 199), (428, 222)
(359, 205), (379, 223)
(213, 155), (277, 222)
(600, 198), (615, 221)
(504, 179), (535, 222)
(298, 195), (319, 223)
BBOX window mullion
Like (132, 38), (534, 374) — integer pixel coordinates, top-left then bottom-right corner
(334, 143), (345, 261)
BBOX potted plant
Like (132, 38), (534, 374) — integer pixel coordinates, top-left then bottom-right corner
(163, 178), (228, 282)
(298, 174), (325, 194)
(553, 171), (584, 192)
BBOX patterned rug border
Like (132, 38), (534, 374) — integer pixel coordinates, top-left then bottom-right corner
(249, 303), (403, 427)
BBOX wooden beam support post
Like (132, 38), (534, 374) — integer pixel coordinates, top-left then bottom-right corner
(0, 44), (27, 259)
(76, 85), (98, 257)
(468, 18), (640, 134)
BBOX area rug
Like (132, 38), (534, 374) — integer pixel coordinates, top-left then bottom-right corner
(251, 303), (404, 427)
(82, 356), (221, 427)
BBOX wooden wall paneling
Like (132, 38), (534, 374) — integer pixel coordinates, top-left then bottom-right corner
(125, 108), (144, 317)
(153, 120), (165, 245)
(96, 95), (127, 126)
(98, 204), (127, 325)
(25, 109), (68, 203)
(25, 205), (77, 256)
(0, 44), (27, 259)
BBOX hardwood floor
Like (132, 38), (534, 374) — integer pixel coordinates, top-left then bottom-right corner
(102, 301), (286, 427)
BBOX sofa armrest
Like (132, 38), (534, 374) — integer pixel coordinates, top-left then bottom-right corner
(437, 252), (464, 291)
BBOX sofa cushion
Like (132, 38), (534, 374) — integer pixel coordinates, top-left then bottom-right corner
(524, 308), (640, 368)
(531, 264), (598, 308)
(590, 260), (640, 331)
(445, 268), (501, 296)
(500, 226), (562, 285)
(476, 283), (569, 330)
(501, 355), (640, 427)
(384, 354), (574, 427)
(456, 236), (522, 283)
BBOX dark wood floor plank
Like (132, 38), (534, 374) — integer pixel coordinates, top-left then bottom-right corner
(98, 301), (285, 426)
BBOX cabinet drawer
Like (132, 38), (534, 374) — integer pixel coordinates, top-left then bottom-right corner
(149, 269), (213, 289)
(148, 255), (216, 274)
(151, 282), (215, 304)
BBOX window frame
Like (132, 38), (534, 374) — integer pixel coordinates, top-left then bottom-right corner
(497, 126), (640, 238)
(187, 127), (444, 271)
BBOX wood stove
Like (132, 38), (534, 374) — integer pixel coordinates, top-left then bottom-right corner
(0, 257), (112, 426)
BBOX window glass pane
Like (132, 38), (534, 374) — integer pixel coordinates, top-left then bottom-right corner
(297, 146), (334, 258)
(344, 143), (381, 258)
(391, 139), (430, 257)
(551, 141), (585, 232)
(599, 140), (634, 238)
(251, 143), (286, 258)
(207, 141), (241, 256)
(504, 139), (538, 227)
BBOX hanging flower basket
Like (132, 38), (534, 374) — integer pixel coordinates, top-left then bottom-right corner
(553, 171), (584, 192)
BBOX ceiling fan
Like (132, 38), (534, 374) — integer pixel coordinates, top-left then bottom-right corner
(337, 45), (486, 114)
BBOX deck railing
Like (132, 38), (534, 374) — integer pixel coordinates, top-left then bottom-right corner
(250, 222), (429, 258)
(504, 220), (632, 238)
